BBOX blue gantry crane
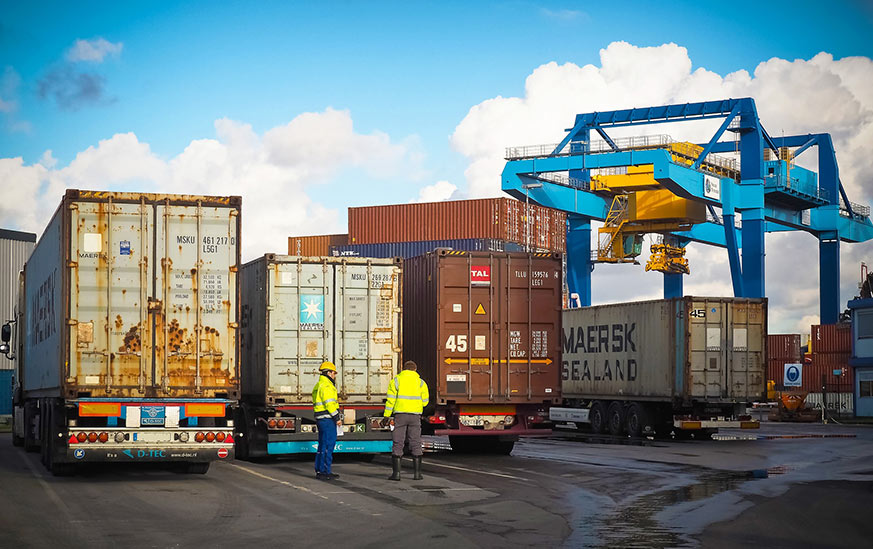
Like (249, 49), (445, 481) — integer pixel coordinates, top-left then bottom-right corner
(501, 98), (873, 323)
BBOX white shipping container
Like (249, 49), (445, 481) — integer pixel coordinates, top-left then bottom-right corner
(240, 255), (401, 405)
(561, 297), (766, 403)
(806, 392), (854, 415)
(0, 229), (35, 371)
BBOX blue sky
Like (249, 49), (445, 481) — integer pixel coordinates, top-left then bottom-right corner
(2, 1), (873, 332)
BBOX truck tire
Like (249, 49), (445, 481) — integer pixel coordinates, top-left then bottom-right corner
(12, 431), (24, 447)
(183, 462), (210, 474)
(489, 440), (515, 455)
(607, 402), (626, 436)
(625, 403), (652, 438)
(589, 401), (607, 434)
(449, 436), (477, 453)
(24, 401), (39, 453)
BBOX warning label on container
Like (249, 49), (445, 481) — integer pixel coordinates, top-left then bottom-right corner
(475, 304), (486, 315)
(471, 266), (491, 285)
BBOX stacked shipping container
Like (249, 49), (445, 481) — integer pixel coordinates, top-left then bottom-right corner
(807, 324), (853, 415)
(767, 334), (802, 388)
(287, 234), (348, 256)
(0, 229), (36, 415)
(330, 238), (525, 259)
(347, 198), (567, 253)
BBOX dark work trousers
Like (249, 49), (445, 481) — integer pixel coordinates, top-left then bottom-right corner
(315, 417), (337, 474)
(392, 413), (422, 457)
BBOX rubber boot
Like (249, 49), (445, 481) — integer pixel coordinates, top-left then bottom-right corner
(388, 456), (401, 481)
(413, 456), (423, 480)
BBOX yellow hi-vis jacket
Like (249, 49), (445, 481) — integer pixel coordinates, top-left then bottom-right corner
(313, 375), (340, 421)
(383, 370), (430, 417)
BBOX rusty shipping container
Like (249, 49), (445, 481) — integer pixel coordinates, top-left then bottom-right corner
(237, 254), (401, 457)
(802, 352), (853, 392)
(768, 334), (802, 361)
(554, 297), (766, 437)
(11, 190), (239, 473)
(287, 234), (348, 257)
(348, 198), (567, 253)
(402, 250), (562, 453)
(811, 324), (851, 353)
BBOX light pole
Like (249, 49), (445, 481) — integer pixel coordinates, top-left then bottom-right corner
(522, 182), (543, 252)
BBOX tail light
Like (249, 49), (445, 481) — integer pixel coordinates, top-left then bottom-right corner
(88, 432), (98, 443)
(178, 432), (190, 442)
(277, 419), (287, 428)
(206, 432), (216, 442)
(98, 432), (109, 443)
(267, 419), (277, 428)
(195, 432), (205, 443)
(427, 415), (446, 424)
(77, 432), (87, 443)
(216, 432), (226, 442)
(225, 433), (235, 444)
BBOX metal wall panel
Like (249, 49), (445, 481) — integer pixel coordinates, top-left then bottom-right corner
(348, 198), (567, 252)
(240, 255), (401, 406)
(330, 238), (525, 259)
(768, 334), (802, 361)
(23, 190), (241, 399)
(811, 324), (851, 353)
(403, 251), (563, 405)
(0, 230), (35, 371)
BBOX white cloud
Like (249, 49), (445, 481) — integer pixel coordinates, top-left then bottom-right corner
(451, 41), (873, 332)
(66, 38), (124, 63)
(0, 109), (417, 262)
(412, 180), (457, 203)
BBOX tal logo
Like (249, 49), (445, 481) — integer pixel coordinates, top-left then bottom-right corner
(470, 265), (491, 285)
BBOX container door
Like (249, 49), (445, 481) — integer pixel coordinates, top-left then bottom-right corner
(500, 255), (561, 401)
(336, 261), (400, 400)
(688, 299), (727, 398)
(267, 261), (333, 401)
(155, 203), (237, 396)
(69, 199), (154, 396)
(726, 301), (765, 400)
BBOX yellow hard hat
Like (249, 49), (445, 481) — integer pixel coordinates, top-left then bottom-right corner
(319, 361), (336, 372)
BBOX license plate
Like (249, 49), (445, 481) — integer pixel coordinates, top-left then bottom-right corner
(141, 406), (166, 426)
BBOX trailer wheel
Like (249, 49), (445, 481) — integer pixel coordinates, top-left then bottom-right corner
(489, 441), (515, 455)
(607, 402), (626, 436)
(12, 431), (24, 447)
(589, 401), (607, 434)
(24, 401), (39, 453)
(625, 403), (651, 438)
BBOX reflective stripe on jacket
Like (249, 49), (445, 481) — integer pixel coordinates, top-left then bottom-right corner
(313, 375), (340, 420)
(383, 370), (430, 417)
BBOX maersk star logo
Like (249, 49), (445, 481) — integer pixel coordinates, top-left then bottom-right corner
(300, 295), (325, 329)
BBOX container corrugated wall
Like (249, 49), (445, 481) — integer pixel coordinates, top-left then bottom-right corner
(287, 234), (348, 256)
(348, 198), (567, 252)
(767, 334), (802, 383)
(403, 251), (563, 405)
(240, 254), (402, 406)
(0, 229), (35, 372)
(22, 190), (241, 400)
(330, 238), (525, 259)
(561, 297), (766, 403)
(811, 324), (851, 353)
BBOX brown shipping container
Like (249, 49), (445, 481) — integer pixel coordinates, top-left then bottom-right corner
(803, 352), (853, 392)
(768, 334), (802, 361)
(287, 234), (348, 256)
(349, 198), (567, 252)
(811, 324), (851, 353)
(403, 251), (563, 407)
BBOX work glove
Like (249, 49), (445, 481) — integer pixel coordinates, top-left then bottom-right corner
(380, 417), (390, 428)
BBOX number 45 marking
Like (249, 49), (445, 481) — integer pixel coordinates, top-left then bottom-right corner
(445, 335), (467, 352)
(688, 309), (706, 318)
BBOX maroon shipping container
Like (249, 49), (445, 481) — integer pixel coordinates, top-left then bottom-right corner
(811, 324), (851, 354)
(791, 352), (853, 392)
(287, 234), (348, 256)
(348, 198), (567, 252)
(403, 250), (562, 453)
(768, 334), (802, 361)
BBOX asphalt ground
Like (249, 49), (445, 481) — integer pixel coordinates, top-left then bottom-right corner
(0, 422), (871, 548)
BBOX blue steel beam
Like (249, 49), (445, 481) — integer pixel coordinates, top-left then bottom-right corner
(567, 216), (592, 307)
(692, 102), (742, 170)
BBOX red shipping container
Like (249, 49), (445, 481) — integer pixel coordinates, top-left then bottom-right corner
(810, 324), (851, 354)
(801, 352), (853, 392)
(287, 234), (348, 256)
(348, 198), (567, 252)
(768, 334), (802, 361)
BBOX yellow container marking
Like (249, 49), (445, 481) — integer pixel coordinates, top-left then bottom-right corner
(185, 403), (226, 417)
(475, 304), (487, 315)
(79, 402), (122, 417)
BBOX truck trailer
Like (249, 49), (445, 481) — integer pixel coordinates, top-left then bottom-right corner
(402, 250), (562, 454)
(235, 255), (401, 458)
(2, 190), (240, 475)
(551, 297), (765, 438)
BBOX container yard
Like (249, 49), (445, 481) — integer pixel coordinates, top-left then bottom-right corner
(236, 254), (401, 457)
